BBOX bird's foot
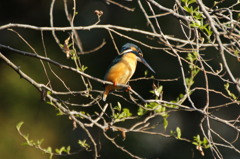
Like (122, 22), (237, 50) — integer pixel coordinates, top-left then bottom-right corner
(125, 86), (131, 92)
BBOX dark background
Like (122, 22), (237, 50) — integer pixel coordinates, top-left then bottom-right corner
(0, 0), (239, 159)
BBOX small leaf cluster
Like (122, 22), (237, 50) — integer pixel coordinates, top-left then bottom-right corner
(170, 127), (182, 139)
(112, 102), (132, 122)
(138, 102), (169, 129)
(60, 36), (88, 72)
(181, 0), (213, 38)
(150, 84), (163, 99)
(185, 52), (200, 89)
(16, 122), (72, 159)
(78, 139), (90, 151)
(224, 83), (237, 100)
(192, 134), (210, 149)
(55, 146), (71, 155)
(170, 128), (211, 156)
(193, 134), (211, 156)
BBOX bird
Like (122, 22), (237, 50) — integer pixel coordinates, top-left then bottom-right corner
(102, 43), (155, 101)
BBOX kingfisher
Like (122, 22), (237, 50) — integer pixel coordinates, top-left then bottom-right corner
(102, 43), (155, 101)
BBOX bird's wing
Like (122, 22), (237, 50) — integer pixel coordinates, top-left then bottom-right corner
(104, 54), (123, 80)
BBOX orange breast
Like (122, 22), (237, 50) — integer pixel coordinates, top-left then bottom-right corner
(105, 53), (137, 86)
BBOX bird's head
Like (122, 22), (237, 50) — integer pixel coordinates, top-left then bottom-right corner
(121, 43), (155, 73)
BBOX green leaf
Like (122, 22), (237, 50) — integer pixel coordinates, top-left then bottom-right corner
(114, 102), (122, 112)
(181, 0), (187, 3)
(66, 146), (71, 154)
(170, 127), (182, 139)
(37, 139), (44, 145)
(176, 127), (181, 139)
(193, 134), (201, 146)
(224, 83), (237, 100)
(123, 108), (132, 117)
(56, 108), (64, 116)
(78, 140), (90, 150)
(144, 70), (148, 76)
(55, 146), (70, 155)
(194, 11), (203, 20)
(188, 0), (196, 5)
(205, 26), (213, 36)
(163, 118), (168, 130)
(183, 6), (193, 14)
(55, 147), (63, 154)
(203, 137), (210, 148)
(137, 107), (145, 116)
(16, 121), (24, 131)
(185, 77), (194, 87)
(152, 85), (163, 97)
(46, 147), (53, 159)
(113, 108), (132, 121)
(155, 105), (163, 113)
(46, 147), (52, 154)
(192, 135), (210, 149)
(80, 65), (88, 72)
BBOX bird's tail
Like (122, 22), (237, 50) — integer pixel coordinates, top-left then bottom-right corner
(102, 90), (109, 101)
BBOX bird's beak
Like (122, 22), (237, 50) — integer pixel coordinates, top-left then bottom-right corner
(138, 56), (155, 73)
